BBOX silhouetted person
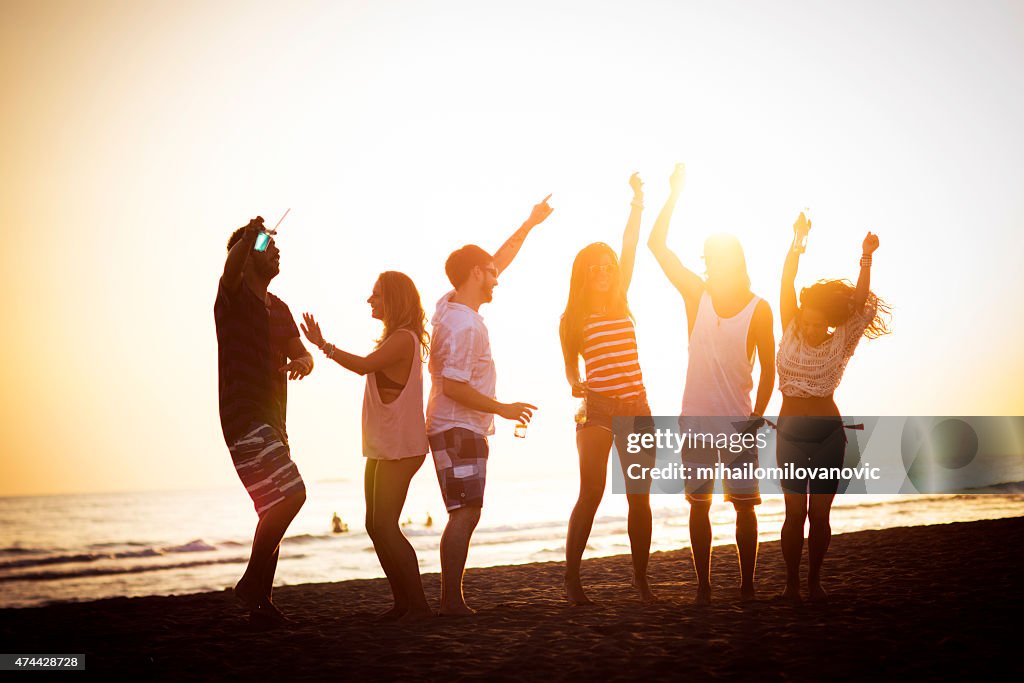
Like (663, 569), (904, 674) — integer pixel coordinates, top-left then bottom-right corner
(215, 216), (313, 624)
(777, 215), (891, 602)
(561, 173), (656, 605)
(302, 271), (433, 621)
(426, 195), (552, 615)
(648, 164), (775, 604)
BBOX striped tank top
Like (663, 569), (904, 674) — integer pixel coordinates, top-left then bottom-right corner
(581, 314), (645, 398)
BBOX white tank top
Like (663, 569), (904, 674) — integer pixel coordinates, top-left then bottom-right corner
(681, 292), (761, 427)
(362, 329), (429, 460)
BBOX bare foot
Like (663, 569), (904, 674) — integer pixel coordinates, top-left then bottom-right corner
(438, 602), (476, 617)
(632, 578), (659, 604)
(694, 585), (712, 605)
(565, 577), (595, 606)
(233, 577), (262, 611)
(808, 581), (829, 603)
(397, 607), (435, 624)
(739, 583), (757, 603)
(780, 583), (802, 603)
(248, 603), (288, 627)
(258, 598), (289, 623)
(376, 605), (408, 621)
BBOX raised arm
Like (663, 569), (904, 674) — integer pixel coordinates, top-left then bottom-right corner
(492, 194), (554, 275)
(853, 232), (879, 310)
(300, 313), (410, 376)
(647, 164), (704, 319)
(750, 300), (776, 417)
(221, 217), (264, 290)
(618, 173), (645, 295)
(781, 212), (810, 330)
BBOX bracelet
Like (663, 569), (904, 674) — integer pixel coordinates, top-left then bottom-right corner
(322, 342), (335, 359)
(860, 255), (872, 268)
(631, 199), (644, 209)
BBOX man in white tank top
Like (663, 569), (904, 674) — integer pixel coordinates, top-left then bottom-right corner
(648, 165), (776, 604)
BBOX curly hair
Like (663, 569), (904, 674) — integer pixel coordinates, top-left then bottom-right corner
(799, 279), (893, 339)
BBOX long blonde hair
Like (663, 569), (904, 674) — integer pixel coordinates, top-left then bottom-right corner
(559, 243), (631, 367)
(375, 271), (430, 359)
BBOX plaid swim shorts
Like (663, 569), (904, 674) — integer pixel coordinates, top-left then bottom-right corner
(428, 427), (489, 512)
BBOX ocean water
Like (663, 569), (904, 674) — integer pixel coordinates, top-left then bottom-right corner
(1, 477), (1022, 608)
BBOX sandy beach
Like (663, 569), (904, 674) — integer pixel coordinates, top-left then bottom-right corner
(2, 516), (1021, 680)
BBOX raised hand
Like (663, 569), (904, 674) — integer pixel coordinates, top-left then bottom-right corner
(629, 172), (644, 201)
(498, 401), (538, 423)
(794, 211), (811, 238)
(526, 194), (554, 227)
(300, 312), (326, 349)
(862, 232), (880, 255)
(669, 163), (686, 195)
(244, 216), (264, 235)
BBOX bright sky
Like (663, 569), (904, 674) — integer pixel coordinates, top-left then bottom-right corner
(2, 0), (1022, 497)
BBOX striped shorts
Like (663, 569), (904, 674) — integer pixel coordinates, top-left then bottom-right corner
(229, 423), (306, 516)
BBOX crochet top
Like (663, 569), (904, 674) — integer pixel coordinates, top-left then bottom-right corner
(777, 300), (877, 398)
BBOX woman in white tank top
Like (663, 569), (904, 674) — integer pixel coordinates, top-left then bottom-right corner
(301, 271), (433, 621)
(777, 213), (891, 602)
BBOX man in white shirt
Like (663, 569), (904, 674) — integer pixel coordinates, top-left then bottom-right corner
(427, 195), (553, 615)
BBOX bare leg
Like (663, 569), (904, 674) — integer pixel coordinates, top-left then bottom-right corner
(439, 506), (481, 615)
(781, 492), (808, 601)
(235, 490), (305, 615)
(734, 503), (758, 601)
(625, 493), (655, 603)
(260, 548), (279, 601)
(807, 493), (835, 601)
(565, 428), (612, 605)
(369, 456), (432, 620)
(364, 459), (406, 619)
(688, 499), (713, 604)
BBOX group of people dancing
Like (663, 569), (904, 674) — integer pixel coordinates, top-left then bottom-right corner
(214, 163), (891, 625)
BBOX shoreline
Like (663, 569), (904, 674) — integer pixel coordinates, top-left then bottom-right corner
(2, 517), (1022, 679)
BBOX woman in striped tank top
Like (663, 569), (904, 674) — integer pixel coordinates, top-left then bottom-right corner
(559, 173), (657, 605)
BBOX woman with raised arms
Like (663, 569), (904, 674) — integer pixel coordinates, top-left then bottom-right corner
(776, 214), (891, 602)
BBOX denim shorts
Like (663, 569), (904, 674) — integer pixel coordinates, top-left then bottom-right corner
(577, 390), (656, 495)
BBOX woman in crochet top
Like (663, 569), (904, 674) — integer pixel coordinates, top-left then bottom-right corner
(776, 212), (891, 602)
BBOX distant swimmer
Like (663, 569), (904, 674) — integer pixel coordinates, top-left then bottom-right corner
(332, 512), (345, 534)
(425, 513), (433, 528)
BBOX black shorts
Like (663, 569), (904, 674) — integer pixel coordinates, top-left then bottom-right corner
(776, 416), (847, 495)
